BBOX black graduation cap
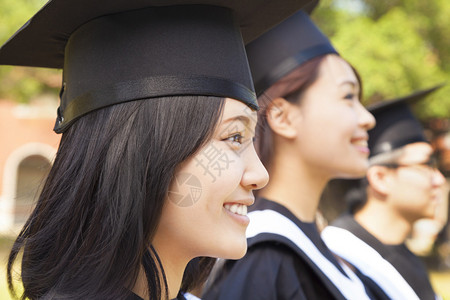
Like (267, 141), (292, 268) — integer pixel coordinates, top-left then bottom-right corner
(0, 0), (312, 133)
(367, 85), (443, 157)
(245, 5), (337, 96)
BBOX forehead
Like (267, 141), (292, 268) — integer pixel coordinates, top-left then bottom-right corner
(222, 98), (257, 123)
(398, 142), (433, 164)
(318, 54), (358, 87)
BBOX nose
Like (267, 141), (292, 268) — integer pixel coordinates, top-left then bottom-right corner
(241, 143), (269, 190)
(432, 168), (446, 187)
(357, 102), (376, 131)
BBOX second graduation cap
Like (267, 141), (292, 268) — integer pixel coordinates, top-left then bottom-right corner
(0, 0), (311, 133)
(368, 85), (443, 157)
(245, 5), (337, 97)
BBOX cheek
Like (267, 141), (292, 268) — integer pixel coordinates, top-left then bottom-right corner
(296, 107), (367, 178)
(300, 107), (358, 152)
(308, 103), (357, 131)
(159, 142), (252, 256)
(198, 152), (244, 205)
(391, 173), (431, 204)
(163, 151), (245, 228)
(168, 164), (242, 219)
(329, 107), (359, 138)
(188, 142), (243, 182)
(174, 141), (247, 208)
(400, 171), (431, 189)
(160, 173), (248, 258)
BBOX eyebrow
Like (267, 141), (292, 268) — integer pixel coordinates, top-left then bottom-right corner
(340, 81), (360, 94)
(221, 115), (254, 125)
(339, 80), (357, 88)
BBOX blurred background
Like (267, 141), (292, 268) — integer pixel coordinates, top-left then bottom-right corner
(0, 0), (449, 299)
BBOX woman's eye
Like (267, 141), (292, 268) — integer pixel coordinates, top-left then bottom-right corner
(344, 93), (356, 100)
(226, 133), (244, 146)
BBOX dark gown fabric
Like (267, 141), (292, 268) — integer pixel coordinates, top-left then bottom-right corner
(203, 198), (384, 300)
(331, 214), (437, 300)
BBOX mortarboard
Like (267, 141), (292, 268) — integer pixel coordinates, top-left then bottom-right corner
(245, 5), (337, 96)
(0, 0), (312, 133)
(368, 84), (443, 157)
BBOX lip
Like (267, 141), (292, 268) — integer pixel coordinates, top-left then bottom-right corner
(224, 197), (255, 207)
(350, 136), (370, 155)
(224, 208), (250, 226)
(223, 198), (254, 226)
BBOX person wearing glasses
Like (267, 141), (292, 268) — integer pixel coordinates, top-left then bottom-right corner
(322, 86), (446, 300)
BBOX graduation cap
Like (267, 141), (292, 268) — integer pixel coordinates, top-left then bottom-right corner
(0, 0), (312, 133)
(367, 85), (443, 157)
(245, 5), (337, 96)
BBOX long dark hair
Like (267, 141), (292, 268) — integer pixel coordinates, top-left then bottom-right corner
(7, 96), (224, 299)
(255, 55), (363, 172)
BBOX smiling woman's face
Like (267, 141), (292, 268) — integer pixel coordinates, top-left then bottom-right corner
(154, 98), (269, 260)
(292, 54), (376, 179)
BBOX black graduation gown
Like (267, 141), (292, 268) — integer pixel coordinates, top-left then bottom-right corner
(323, 214), (437, 300)
(203, 198), (379, 300)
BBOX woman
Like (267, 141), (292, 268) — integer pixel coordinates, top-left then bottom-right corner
(1, 1), (309, 299)
(203, 10), (384, 300)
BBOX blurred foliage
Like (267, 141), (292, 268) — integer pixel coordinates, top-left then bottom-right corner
(0, 0), (449, 119)
(0, 0), (60, 103)
(313, 0), (450, 120)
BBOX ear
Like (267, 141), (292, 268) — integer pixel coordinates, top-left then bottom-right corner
(366, 166), (392, 196)
(266, 97), (299, 139)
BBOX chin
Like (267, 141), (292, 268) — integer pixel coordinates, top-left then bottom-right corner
(226, 248), (247, 260)
(334, 165), (368, 179)
(348, 160), (369, 177)
(216, 238), (248, 260)
(422, 210), (437, 220)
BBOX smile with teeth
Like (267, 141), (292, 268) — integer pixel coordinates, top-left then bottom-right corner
(352, 140), (368, 147)
(224, 203), (248, 216)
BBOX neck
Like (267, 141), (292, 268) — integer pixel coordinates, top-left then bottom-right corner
(355, 198), (412, 245)
(260, 150), (330, 222)
(157, 247), (186, 300)
(133, 244), (188, 300)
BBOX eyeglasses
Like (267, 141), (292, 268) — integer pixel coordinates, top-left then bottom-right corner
(380, 156), (439, 173)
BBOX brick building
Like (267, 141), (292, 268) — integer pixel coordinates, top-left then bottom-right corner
(0, 97), (60, 234)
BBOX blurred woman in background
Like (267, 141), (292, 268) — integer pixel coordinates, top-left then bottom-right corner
(203, 9), (384, 300)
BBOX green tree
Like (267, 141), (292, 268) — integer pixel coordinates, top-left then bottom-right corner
(362, 0), (450, 73)
(313, 0), (450, 119)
